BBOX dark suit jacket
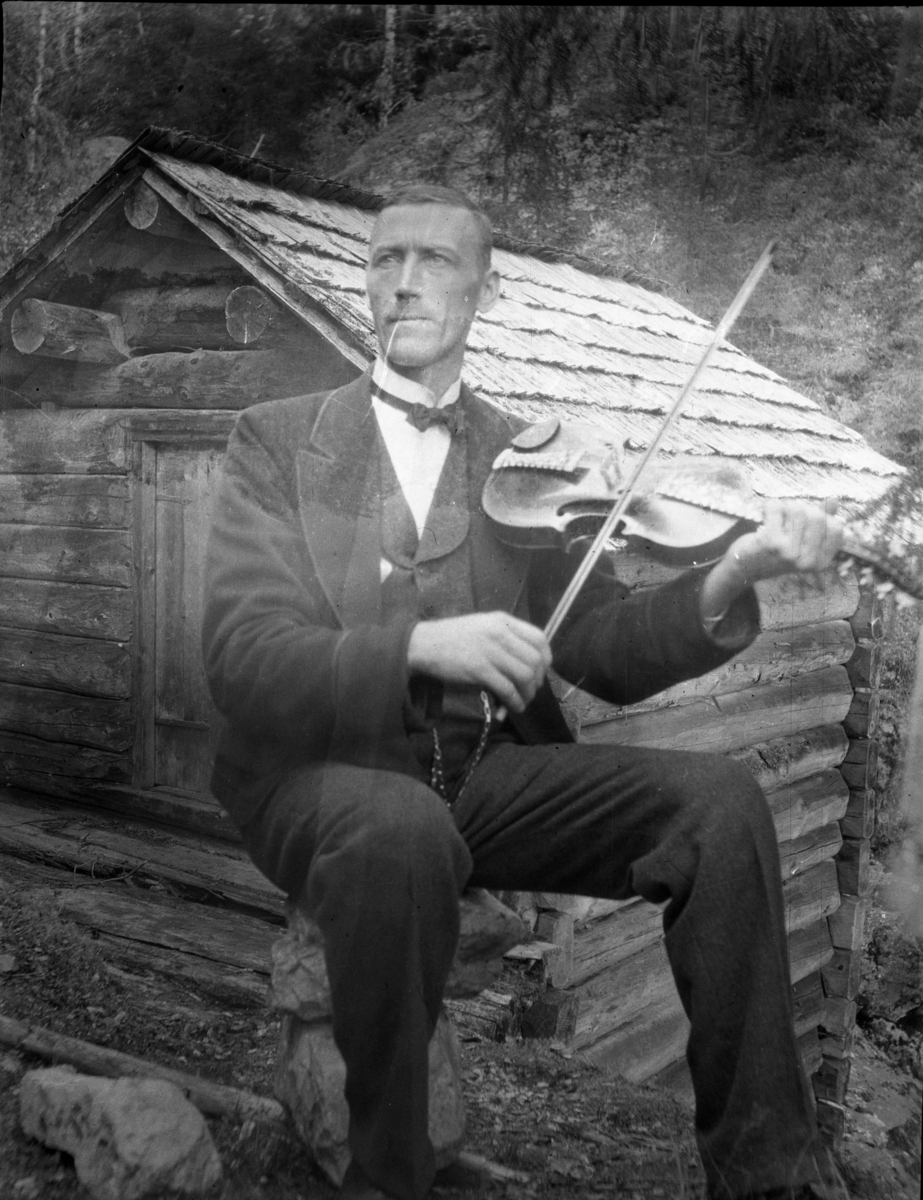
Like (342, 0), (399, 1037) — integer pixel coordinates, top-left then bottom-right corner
(202, 374), (759, 828)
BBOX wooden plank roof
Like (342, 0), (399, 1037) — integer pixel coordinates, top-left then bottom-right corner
(1, 127), (919, 569)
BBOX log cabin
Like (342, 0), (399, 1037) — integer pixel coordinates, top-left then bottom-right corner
(0, 127), (915, 1145)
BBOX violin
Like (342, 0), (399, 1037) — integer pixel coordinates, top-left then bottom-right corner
(482, 414), (923, 601)
(485, 242), (920, 663)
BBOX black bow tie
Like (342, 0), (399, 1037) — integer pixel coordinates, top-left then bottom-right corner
(372, 384), (466, 436)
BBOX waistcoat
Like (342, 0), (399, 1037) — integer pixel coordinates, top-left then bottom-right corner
(373, 429), (488, 747)
(379, 429), (475, 625)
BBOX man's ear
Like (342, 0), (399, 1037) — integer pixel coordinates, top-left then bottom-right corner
(476, 268), (501, 314)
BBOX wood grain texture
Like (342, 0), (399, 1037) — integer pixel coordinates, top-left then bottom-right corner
(842, 691), (880, 739)
(150, 442), (223, 794)
(582, 991), (688, 1083)
(0, 474), (129, 528)
(0, 732), (131, 784)
(835, 837), (872, 898)
(141, 169), (370, 374)
(0, 578), (131, 640)
(0, 408), (129, 474)
(828, 897), (867, 951)
(105, 284), (244, 351)
(782, 858), (840, 934)
(0, 524), (131, 587)
(840, 789), (875, 840)
(53, 784), (240, 843)
(579, 666), (853, 753)
(13, 347), (345, 411)
(788, 917), (835, 983)
(123, 181), (210, 245)
(729, 724), (848, 794)
(0, 682), (131, 751)
(838, 739), (879, 791)
(845, 641), (882, 691)
(792, 972), (824, 1038)
(573, 907), (830, 1057)
(570, 900), (664, 988)
(767, 769), (850, 844)
(779, 821), (843, 879)
(848, 589), (883, 641)
(821, 948), (863, 1000)
(567, 621), (855, 728)
(0, 626), (130, 697)
(52, 880), (274, 974)
(0, 789), (283, 916)
(11, 298), (130, 364)
(92, 932), (268, 1006)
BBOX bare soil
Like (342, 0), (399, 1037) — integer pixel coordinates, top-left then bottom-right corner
(0, 883), (919, 1200)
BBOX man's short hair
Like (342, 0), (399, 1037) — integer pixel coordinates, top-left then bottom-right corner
(377, 184), (493, 271)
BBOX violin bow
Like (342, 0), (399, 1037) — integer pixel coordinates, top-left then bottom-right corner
(542, 239), (778, 643)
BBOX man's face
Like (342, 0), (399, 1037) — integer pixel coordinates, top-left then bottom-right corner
(366, 203), (499, 379)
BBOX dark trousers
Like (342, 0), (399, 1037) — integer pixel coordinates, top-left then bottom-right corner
(242, 741), (824, 1200)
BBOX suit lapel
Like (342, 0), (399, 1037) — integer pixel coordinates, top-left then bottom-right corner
(462, 384), (532, 616)
(296, 374), (530, 626)
(296, 374), (379, 626)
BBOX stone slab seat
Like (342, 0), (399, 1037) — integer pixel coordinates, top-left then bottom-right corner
(270, 887), (527, 1187)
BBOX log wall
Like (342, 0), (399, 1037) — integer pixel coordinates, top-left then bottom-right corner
(814, 590), (883, 1145)
(0, 179), (879, 1127)
(0, 409), (137, 796)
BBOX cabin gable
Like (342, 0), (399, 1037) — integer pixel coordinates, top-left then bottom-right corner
(0, 128), (913, 1125)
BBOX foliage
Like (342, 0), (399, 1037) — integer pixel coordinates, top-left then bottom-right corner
(1, 4), (921, 459)
(875, 603), (923, 856)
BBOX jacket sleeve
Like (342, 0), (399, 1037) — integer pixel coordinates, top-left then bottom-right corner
(528, 548), (760, 707)
(201, 405), (415, 765)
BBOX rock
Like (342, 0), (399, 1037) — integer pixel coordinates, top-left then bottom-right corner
(19, 1067), (221, 1200)
(269, 907), (330, 1023)
(269, 889), (522, 1181)
(456, 889), (528, 964)
(274, 1010), (465, 1187)
(269, 888), (528, 1021)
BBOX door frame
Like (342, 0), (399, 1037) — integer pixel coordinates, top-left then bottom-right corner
(128, 412), (235, 793)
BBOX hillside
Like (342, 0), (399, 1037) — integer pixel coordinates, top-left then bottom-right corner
(339, 60), (923, 471)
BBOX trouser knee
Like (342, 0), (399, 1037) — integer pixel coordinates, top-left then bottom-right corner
(305, 770), (472, 917)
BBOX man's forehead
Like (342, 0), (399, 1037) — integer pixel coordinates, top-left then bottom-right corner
(369, 203), (479, 249)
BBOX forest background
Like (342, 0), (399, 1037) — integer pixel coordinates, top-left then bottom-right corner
(1, 1), (922, 823)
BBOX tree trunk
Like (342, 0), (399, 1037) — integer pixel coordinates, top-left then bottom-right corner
(27, 3), (48, 175)
(73, 1), (84, 62)
(379, 4), (397, 129)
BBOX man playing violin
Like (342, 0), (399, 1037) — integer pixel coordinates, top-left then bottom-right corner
(202, 185), (845, 1200)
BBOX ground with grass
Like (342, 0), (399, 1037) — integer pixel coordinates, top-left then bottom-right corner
(1, 881), (919, 1200)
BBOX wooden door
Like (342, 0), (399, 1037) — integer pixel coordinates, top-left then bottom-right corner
(140, 440), (223, 795)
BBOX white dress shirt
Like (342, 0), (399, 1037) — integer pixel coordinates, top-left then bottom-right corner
(370, 359), (461, 582)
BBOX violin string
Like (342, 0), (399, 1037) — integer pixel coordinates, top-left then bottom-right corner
(541, 241), (779, 644)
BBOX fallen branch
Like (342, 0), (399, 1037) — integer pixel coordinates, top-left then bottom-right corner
(454, 1150), (531, 1184)
(0, 1013), (285, 1127)
(1, 1014), (530, 1185)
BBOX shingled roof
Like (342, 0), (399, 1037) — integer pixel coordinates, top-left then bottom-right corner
(3, 127), (919, 569)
